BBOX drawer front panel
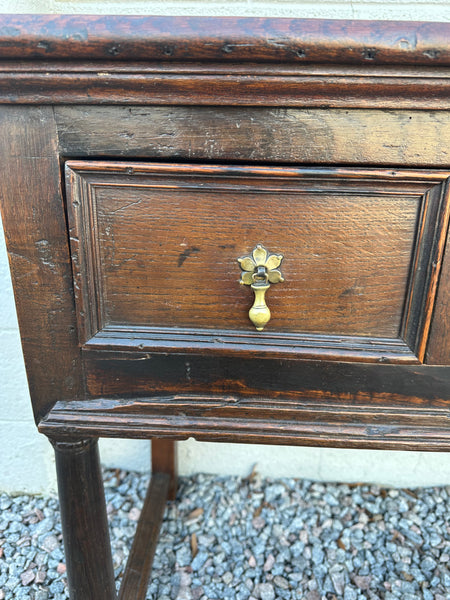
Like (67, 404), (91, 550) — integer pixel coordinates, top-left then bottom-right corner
(65, 162), (450, 364)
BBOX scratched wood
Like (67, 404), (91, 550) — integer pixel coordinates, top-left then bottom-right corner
(0, 106), (82, 421)
(67, 169), (417, 336)
(76, 352), (450, 408)
(1, 15), (450, 65)
(2, 18), (450, 108)
(427, 224), (450, 364)
(3, 16), (450, 600)
(56, 106), (450, 167)
(66, 163), (450, 368)
(40, 372), (450, 449)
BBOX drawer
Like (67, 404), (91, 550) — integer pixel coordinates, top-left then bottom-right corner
(66, 161), (448, 362)
(65, 161), (450, 365)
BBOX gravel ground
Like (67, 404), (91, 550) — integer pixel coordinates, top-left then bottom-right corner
(1, 469), (450, 599)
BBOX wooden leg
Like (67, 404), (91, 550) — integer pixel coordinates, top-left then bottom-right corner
(151, 439), (178, 501)
(118, 440), (177, 600)
(118, 472), (170, 600)
(52, 438), (117, 600)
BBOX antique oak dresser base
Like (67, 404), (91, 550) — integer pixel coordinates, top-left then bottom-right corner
(1, 15), (450, 599)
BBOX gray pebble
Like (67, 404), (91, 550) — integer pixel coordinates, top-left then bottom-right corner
(32, 518), (55, 537)
(311, 546), (324, 565)
(305, 592), (320, 600)
(40, 535), (58, 553)
(191, 551), (209, 572)
(343, 585), (357, 600)
(222, 571), (233, 585)
(49, 580), (65, 595)
(273, 575), (289, 590)
(254, 582), (275, 600)
(2, 469), (450, 600)
(176, 546), (191, 567)
(13, 588), (31, 600)
(331, 570), (345, 594)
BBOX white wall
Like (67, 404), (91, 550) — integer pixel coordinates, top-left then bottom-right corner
(1, 1), (450, 494)
(2, 0), (450, 20)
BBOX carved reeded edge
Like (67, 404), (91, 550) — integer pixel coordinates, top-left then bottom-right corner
(0, 15), (450, 65)
(39, 397), (450, 452)
(48, 437), (98, 454)
(1, 16), (450, 107)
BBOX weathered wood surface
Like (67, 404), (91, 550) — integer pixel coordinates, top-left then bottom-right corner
(53, 438), (117, 600)
(0, 15), (449, 65)
(66, 162), (449, 365)
(66, 163), (420, 337)
(3, 64), (450, 107)
(86, 328), (418, 364)
(75, 353), (450, 409)
(402, 177), (450, 362)
(41, 390), (450, 451)
(427, 220), (450, 363)
(1, 16), (450, 107)
(0, 106), (82, 421)
(1, 17), (450, 598)
(118, 473), (170, 600)
(151, 439), (178, 501)
(56, 107), (450, 166)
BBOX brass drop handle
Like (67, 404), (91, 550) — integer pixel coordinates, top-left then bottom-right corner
(238, 244), (284, 331)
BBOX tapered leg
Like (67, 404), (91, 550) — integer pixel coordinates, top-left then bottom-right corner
(151, 439), (178, 500)
(51, 438), (117, 600)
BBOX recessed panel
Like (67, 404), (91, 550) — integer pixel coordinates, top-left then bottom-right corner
(96, 189), (416, 336)
(65, 163), (450, 363)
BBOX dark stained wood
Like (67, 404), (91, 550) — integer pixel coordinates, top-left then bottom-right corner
(2, 15), (450, 599)
(65, 162), (450, 364)
(86, 328), (418, 364)
(118, 473), (170, 600)
(3, 64), (450, 108)
(427, 217), (450, 364)
(401, 178), (450, 361)
(1, 16), (450, 108)
(152, 439), (178, 501)
(78, 353), (450, 409)
(42, 393), (450, 451)
(52, 438), (117, 600)
(67, 163), (419, 337)
(0, 106), (82, 422)
(55, 107), (450, 167)
(1, 15), (450, 66)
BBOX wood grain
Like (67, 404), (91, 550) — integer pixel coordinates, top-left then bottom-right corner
(152, 439), (178, 501)
(427, 222), (450, 364)
(118, 473), (169, 600)
(86, 327), (418, 364)
(79, 352), (450, 408)
(52, 438), (117, 600)
(67, 165), (418, 336)
(42, 393), (450, 451)
(1, 15), (450, 108)
(55, 106), (450, 167)
(1, 15), (450, 65)
(0, 106), (82, 421)
(402, 179), (450, 361)
(2, 17), (450, 599)
(3, 65), (450, 108)
(66, 162), (450, 364)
